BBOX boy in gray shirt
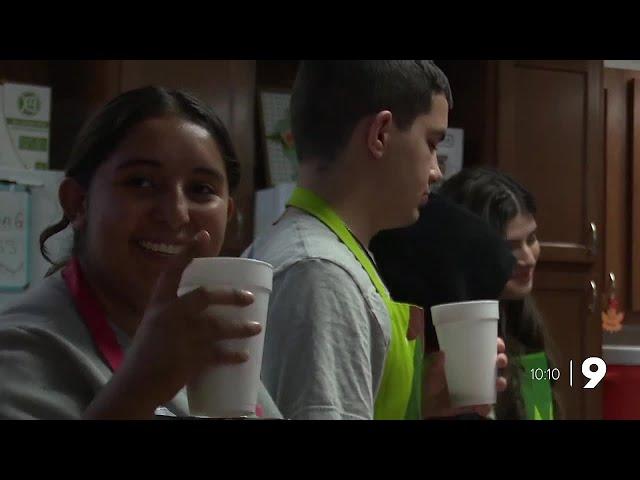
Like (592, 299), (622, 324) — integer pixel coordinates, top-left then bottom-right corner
(247, 61), (508, 420)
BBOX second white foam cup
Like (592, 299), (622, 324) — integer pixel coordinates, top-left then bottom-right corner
(431, 300), (500, 408)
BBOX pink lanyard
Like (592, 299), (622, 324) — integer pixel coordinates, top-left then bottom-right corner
(62, 257), (124, 372)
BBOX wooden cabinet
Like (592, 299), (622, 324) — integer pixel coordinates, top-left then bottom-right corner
(48, 61), (121, 173)
(633, 81), (640, 314)
(0, 60), (50, 85)
(438, 60), (605, 419)
(604, 68), (640, 321)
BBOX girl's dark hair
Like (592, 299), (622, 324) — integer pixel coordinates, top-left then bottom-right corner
(40, 86), (241, 273)
(438, 167), (536, 236)
(439, 167), (563, 419)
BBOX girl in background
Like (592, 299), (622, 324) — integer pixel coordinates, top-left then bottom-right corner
(372, 167), (560, 420)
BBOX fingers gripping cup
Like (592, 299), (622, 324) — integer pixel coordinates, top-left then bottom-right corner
(179, 257), (273, 418)
(430, 300), (500, 408)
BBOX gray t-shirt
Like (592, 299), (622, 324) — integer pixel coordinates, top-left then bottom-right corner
(245, 208), (391, 419)
(0, 272), (281, 420)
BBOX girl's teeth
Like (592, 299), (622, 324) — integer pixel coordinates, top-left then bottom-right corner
(139, 241), (184, 254)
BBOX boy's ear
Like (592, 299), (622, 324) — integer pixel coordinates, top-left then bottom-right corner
(366, 110), (393, 159)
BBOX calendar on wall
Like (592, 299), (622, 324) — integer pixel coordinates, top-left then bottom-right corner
(258, 89), (299, 186)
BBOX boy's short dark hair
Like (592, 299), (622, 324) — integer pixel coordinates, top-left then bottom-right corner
(290, 60), (453, 165)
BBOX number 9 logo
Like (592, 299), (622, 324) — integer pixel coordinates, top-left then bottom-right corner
(582, 357), (607, 388)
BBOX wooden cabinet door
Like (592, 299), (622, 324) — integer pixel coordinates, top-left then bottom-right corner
(603, 68), (640, 323)
(631, 79), (640, 315)
(49, 61), (121, 171)
(496, 60), (605, 419)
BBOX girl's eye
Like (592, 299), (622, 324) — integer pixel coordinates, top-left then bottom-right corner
(126, 177), (153, 188)
(190, 184), (218, 197)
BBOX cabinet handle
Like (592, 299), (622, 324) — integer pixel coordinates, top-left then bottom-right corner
(589, 222), (598, 255)
(609, 272), (617, 294)
(589, 280), (598, 313)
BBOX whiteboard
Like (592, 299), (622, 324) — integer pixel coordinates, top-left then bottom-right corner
(0, 185), (30, 291)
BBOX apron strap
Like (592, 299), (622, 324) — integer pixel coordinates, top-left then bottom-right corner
(518, 351), (555, 420)
(288, 187), (390, 298)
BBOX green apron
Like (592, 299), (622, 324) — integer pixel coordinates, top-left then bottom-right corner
(518, 351), (554, 420)
(288, 187), (424, 420)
